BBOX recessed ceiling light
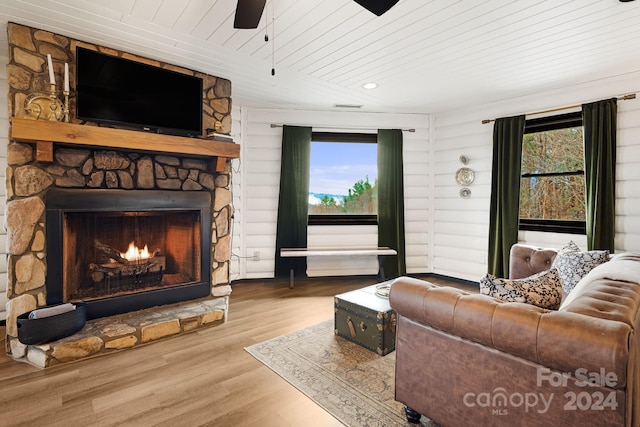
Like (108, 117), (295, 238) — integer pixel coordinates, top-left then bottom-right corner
(362, 82), (378, 90)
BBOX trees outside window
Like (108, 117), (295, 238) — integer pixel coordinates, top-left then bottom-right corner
(519, 112), (586, 234)
(310, 175), (377, 215)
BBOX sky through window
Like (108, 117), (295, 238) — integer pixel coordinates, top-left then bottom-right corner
(309, 141), (377, 197)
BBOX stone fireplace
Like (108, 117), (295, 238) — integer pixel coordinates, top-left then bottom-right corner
(4, 23), (239, 367)
(5, 143), (236, 367)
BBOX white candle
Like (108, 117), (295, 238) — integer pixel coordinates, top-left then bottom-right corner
(47, 54), (55, 85)
(64, 63), (69, 92)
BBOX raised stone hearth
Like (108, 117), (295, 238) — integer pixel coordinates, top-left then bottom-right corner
(10, 298), (227, 368)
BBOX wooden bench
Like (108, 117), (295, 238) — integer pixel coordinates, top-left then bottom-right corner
(280, 246), (398, 288)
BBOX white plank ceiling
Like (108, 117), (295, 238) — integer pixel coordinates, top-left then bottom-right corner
(2, 0), (640, 114)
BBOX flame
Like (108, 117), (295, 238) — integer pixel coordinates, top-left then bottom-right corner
(120, 242), (151, 261)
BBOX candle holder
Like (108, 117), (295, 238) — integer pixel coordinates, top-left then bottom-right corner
(24, 84), (65, 122)
(63, 90), (70, 123)
(48, 83), (59, 121)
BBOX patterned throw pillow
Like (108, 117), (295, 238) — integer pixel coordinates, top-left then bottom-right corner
(479, 269), (563, 310)
(558, 240), (581, 253)
(551, 241), (609, 294)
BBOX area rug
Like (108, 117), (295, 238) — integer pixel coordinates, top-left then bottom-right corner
(245, 320), (438, 426)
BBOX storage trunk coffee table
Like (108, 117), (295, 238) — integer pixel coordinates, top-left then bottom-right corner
(334, 282), (396, 356)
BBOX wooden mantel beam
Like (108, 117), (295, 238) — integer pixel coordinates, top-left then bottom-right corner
(10, 118), (240, 161)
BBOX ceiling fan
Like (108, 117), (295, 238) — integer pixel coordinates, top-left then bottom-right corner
(233, 0), (400, 29)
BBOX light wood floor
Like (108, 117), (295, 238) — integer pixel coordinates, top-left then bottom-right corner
(0, 275), (473, 426)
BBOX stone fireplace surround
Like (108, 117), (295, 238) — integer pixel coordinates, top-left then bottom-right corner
(4, 23), (238, 367)
(5, 143), (234, 367)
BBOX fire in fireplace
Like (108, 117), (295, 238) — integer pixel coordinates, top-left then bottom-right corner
(46, 188), (212, 319)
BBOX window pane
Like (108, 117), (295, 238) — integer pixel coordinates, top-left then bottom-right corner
(520, 121), (586, 227)
(520, 175), (585, 221)
(309, 141), (377, 215)
(521, 127), (584, 174)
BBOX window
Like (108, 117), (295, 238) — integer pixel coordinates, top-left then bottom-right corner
(519, 112), (586, 234)
(308, 132), (377, 225)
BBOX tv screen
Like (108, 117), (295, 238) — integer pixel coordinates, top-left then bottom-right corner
(76, 47), (203, 137)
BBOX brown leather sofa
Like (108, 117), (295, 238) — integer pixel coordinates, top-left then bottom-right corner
(389, 244), (640, 426)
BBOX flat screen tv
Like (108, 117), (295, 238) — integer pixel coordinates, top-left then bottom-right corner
(76, 47), (203, 137)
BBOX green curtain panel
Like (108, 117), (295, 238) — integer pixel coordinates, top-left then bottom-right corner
(377, 129), (406, 278)
(274, 125), (312, 278)
(582, 98), (617, 251)
(488, 115), (525, 277)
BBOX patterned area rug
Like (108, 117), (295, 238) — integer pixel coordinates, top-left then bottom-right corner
(245, 320), (438, 426)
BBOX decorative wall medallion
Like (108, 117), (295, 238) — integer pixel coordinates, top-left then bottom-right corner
(459, 187), (471, 199)
(455, 167), (475, 186)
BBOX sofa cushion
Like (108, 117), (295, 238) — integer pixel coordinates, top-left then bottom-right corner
(479, 268), (563, 309)
(551, 241), (609, 294)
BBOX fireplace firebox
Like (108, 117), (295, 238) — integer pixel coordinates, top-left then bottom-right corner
(46, 188), (211, 319)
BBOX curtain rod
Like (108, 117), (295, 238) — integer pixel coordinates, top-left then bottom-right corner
(481, 93), (636, 124)
(269, 124), (416, 132)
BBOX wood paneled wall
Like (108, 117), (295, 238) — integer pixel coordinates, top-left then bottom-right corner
(434, 72), (640, 281)
(230, 108), (431, 280)
(229, 74), (639, 284)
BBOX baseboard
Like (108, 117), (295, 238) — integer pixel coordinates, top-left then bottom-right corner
(230, 274), (380, 286)
(231, 273), (479, 288)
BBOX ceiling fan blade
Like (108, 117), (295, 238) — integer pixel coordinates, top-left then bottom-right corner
(234, 0), (267, 29)
(353, 0), (399, 16)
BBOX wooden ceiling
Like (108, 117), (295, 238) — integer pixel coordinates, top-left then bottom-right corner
(2, 0), (640, 114)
